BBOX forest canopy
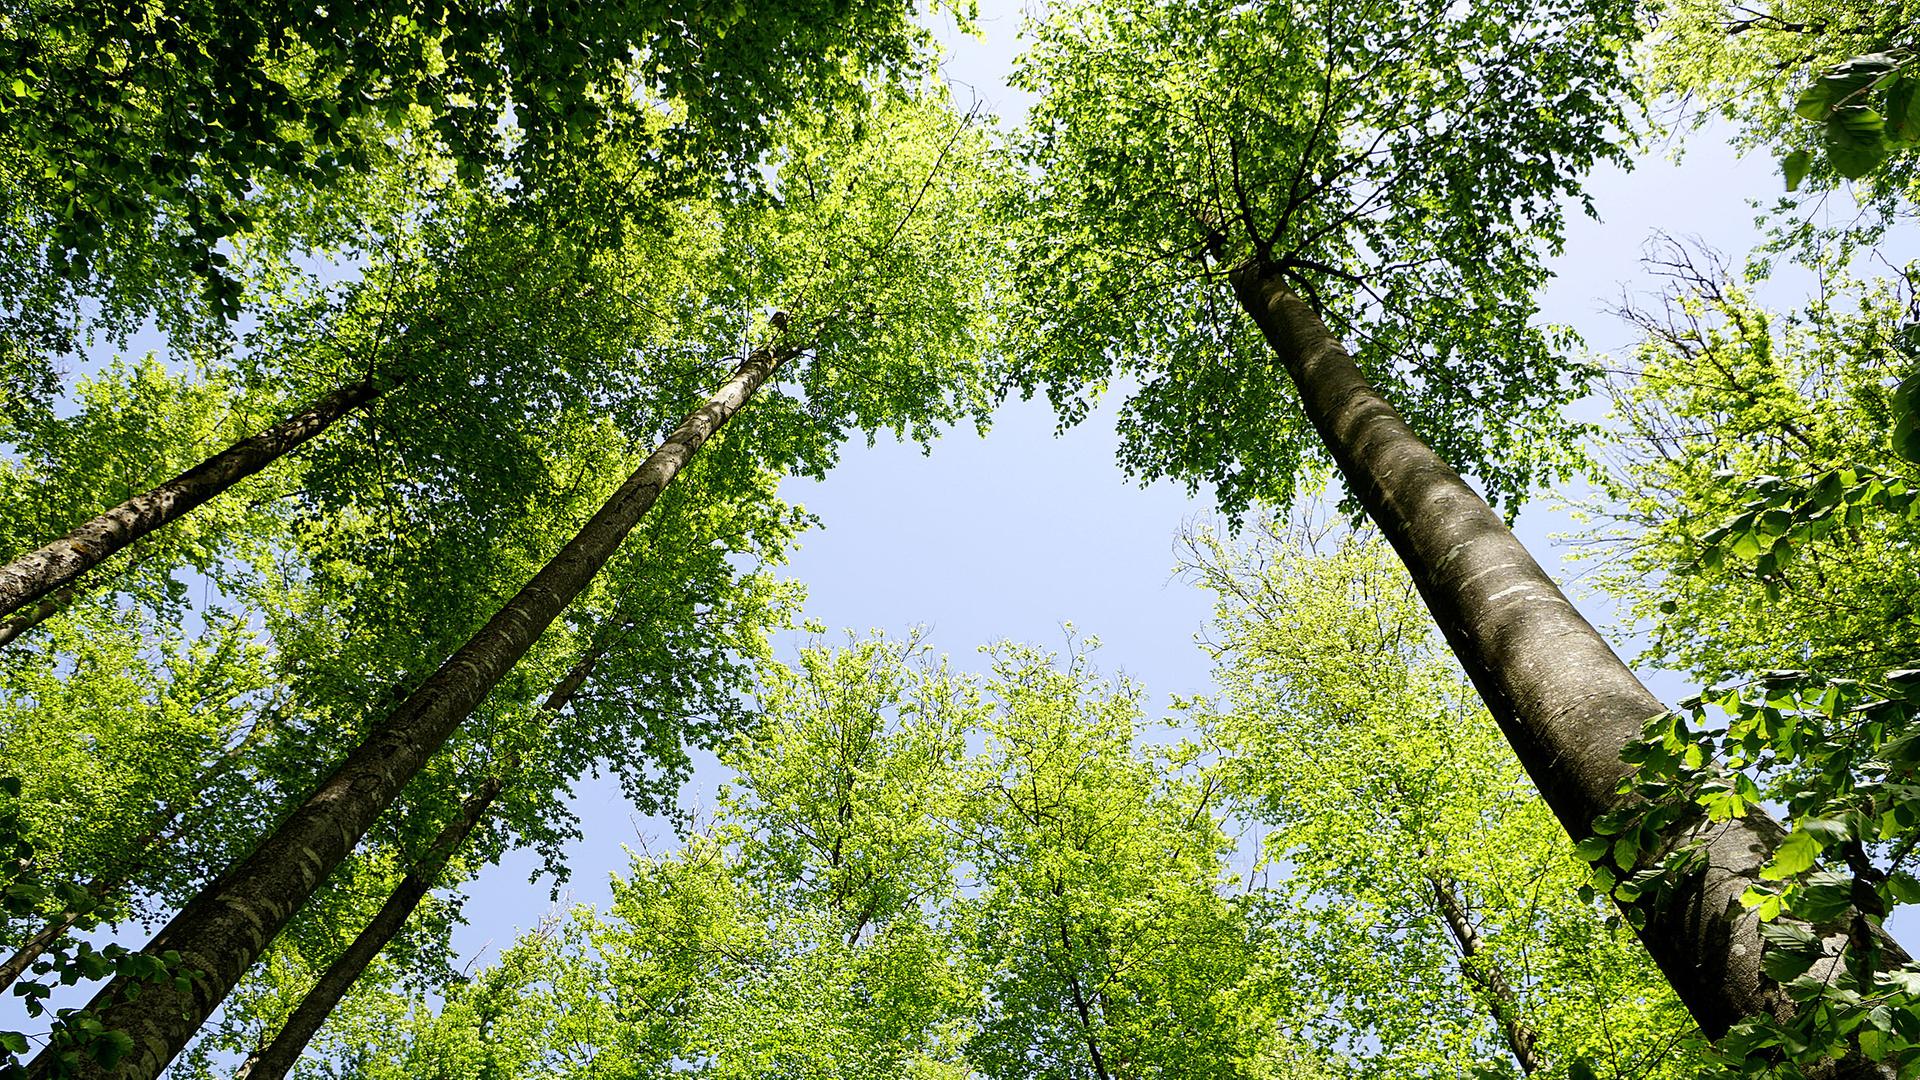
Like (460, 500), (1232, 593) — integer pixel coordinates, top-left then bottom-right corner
(1, 0), (1917, 1078)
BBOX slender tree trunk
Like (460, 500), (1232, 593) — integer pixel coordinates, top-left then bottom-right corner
(233, 632), (608, 1080)
(0, 720), (270, 993)
(1428, 874), (1542, 1075)
(26, 347), (788, 1080)
(1228, 263), (1902, 1072)
(232, 777), (503, 1080)
(1059, 924), (1114, 1080)
(0, 373), (396, 623)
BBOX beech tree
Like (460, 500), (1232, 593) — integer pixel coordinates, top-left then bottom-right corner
(1183, 515), (1703, 1078)
(999, 0), (1910, 1069)
(17, 86), (1005, 1080)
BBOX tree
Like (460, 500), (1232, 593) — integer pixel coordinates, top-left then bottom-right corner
(168, 452), (807, 1079)
(999, 0), (1906, 1066)
(1183, 514), (1703, 1079)
(959, 639), (1270, 1080)
(20, 86), (1006, 1080)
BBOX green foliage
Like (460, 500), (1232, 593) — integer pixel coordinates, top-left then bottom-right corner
(963, 638), (1262, 1080)
(1000, 0), (1639, 517)
(1688, 466), (1920, 598)
(1644, 0), (1920, 247)
(1894, 368), (1920, 465)
(0, 0), (950, 311)
(1184, 514), (1702, 1079)
(1588, 247), (1920, 683)
(1599, 670), (1920, 1074)
(0, 778), (190, 1080)
(314, 613), (1705, 1079)
(2, 74), (1013, 1076)
(1788, 50), (1918, 181)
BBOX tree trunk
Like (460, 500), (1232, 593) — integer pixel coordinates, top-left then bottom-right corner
(1428, 874), (1542, 1075)
(0, 583), (80, 648)
(25, 347), (788, 1080)
(233, 630), (609, 1080)
(0, 373), (396, 623)
(232, 777), (502, 1080)
(1228, 262), (1902, 1071)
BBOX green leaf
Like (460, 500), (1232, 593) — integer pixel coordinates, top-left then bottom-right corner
(1783, 149), (1812, 191)
(1860, 1027), (1891, 1062)
(1892, 372), (1920, 465)
(1764, 941), (1822, 982)
(1888, 74), (1920, 146)
(1796, 81), (1835, 121)
(1762, 829), (1822, 880)
(1592, 808), (1636, 836)
(89, 1029), (134, 1069)
(1758, 918), (1822, 952)
(1791, 871), (1855, 922)
(1613, 830), (1641, 869)
(1744, 886), (1786, 920)
(1573, 835), (1612, 862)
(1825, 108), (1890, 179)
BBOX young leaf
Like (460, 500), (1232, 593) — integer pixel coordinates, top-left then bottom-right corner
(1763, 829), (1822, 880)
(1783, 149), (1812, 191)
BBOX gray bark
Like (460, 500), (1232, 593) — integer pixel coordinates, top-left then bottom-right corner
(0, 583), (80, 649)
(25, 347), (787, 1080)
(1229, 263), (1901, 1073)
(232, 777), (502, 1080)
(1428, 874), (1542, 1075)
(233, 634), (609, 1080)
(0, 373), (394, 624)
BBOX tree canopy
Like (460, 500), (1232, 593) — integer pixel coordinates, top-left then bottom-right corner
(3, 0), (1919, 1077)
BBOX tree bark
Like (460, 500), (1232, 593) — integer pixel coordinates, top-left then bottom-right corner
(232, 777), (502, 1080)
(25, 347), (788, 1080)
(1428, 874), (1542, 1075)
(233, 629), (609, 1080)
(0, 373), (396, 624)
(1228, 262), (1902, 1072)
(0, 583), (80, 648)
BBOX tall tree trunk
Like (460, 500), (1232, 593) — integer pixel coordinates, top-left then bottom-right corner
(0, 372), (397, 623)
(0, 719), (270, 993)
(232, 777), (502, 1080)
(232, 634), (609, 1080)
(1427, 874), (1542, 1075)
(1228, 263), (1902, 1071)
(25, 346), (788, 1080)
